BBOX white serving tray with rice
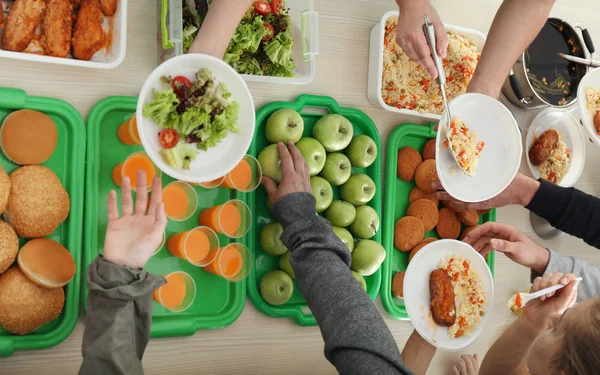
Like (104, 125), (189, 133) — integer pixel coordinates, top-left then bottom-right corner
(367, 10), (486, 121)
(0, 0), (127, 69)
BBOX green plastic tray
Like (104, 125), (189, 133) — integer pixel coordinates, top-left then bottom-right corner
(84, 96), (246, 338)
(245, 94), (383, 326)
(0, 88), (85, 356)
(380, 123), (496, 320)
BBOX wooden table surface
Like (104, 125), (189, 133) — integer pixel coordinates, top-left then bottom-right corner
(1, 0), (599, 373)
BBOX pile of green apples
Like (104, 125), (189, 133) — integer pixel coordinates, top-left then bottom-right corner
(257, 108), (387, 306)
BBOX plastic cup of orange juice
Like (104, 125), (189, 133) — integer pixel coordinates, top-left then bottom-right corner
(193, 176), (226, 189)
(201, 243), (252, 282)
(152, 271), (196, 312)
(198, 199), (251, 238)
(117, 115), (141, 145)
(152, 232), (167, 256)
(221, 155), (262, 192)
(162, 181), (198, 221)
(166, 226), (219, 266)
(112, 151), (161, 191)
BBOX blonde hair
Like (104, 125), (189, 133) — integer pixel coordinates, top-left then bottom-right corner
(551, 297), (600, 374)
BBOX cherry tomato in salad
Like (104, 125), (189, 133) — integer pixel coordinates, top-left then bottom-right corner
(171, 76), (192, 97)
(254, 1), (271, 15)
(271, 0), (283, 14)
(263, 22), (275, 41)
(159, 129), (179, 149)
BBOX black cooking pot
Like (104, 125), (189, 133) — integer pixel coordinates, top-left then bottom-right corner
(502, 18), (595, 109)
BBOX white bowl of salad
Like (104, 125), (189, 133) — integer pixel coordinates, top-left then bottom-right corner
(136, 53), (255, 183)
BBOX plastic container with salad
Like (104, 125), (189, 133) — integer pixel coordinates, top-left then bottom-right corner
(158, 0), (318, 84)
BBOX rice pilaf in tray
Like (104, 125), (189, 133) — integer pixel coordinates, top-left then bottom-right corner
(382, 18), (480, 114)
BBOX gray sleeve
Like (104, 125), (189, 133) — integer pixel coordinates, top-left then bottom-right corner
(273, 193), (413, 375)
(530, 249), (600, 302)
(80, 255), (166, 375)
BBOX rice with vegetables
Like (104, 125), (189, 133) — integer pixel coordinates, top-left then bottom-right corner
(382, 18), (480, 114)
(536, 132), (570, 184)
(586, 87), (600, 114)
(439, 255), (486, 338)
(445, 117), (484, 176)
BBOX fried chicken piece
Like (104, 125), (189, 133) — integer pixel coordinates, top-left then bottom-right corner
(1, 0), (46, 52)
(430, 269), (456, 326)
(529, 129), (559, 166)
(100, 0), (117, 16)
(71, 0), (83, 8)
(41, 0), (73, 58)
(71, 0), (104, 61)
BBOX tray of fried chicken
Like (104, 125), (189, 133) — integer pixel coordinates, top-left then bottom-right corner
(0, 0), (126, 69)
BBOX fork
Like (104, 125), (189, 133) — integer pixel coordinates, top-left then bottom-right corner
(532, 107), (578, 139)
(512, 277), (582, 308)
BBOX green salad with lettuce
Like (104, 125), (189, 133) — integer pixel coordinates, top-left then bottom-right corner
(142, 68), (239, 170)
(183, 0), (296, 78)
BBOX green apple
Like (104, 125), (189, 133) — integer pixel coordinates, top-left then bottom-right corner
(296, 138), (326, 175)
(332, 226), (355, 253)
(279, 251), (295, 278)
(320, 153), (352, 186)
(258, 144), (282, 183)
(312, 114), (354, 152)
(260, 223), (288, 256)
(340, 173), (376, 206)
(349, 205), (380, 239)
(310, 176), (333, 213)
(346, 135), (378, 168)
(260, 270), (294, 306)
(265, 108), (304, 144)
(352, 270), (367, 292)
(351, 239), (386, 276)
(325, 200), (356, 227)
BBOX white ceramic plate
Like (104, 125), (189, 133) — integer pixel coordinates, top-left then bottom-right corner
(404, 239), (494, 351)
(136, 54), (255, 183)
(577, 67), (600, 146)
(435, 93), (522, 203)
(525, 108), (586, 188)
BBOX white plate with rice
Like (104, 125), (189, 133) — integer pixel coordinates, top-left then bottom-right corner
(404, 239), (494, 351)
(435, 93), (522, 203)
(577, 67), (600, 146)
(525, 108), (586, 188)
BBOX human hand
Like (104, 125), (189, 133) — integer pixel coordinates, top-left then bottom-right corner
(396, 0), (448, 78)
(453, 354), (480, 375)
(463, 222), (549, 274)
(521, 273), (579, 333)
(262, 141), (311, 204)
(434, 173), (540, 211)
(103, 171), (168, 269)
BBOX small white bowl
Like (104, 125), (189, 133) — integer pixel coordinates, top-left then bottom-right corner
(435, 93), (522, 203)
(525, 108), (586, 188)
(136, 54), (255, 183)
(404, 239), (494, 351)
(577, 67), (600, 146)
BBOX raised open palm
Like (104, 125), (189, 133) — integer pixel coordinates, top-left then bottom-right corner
(104, 170), (167, 269)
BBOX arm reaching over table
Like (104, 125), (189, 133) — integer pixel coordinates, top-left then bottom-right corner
(80, 171), (168, 375)
(467, 0), (556, 98)
(265, 142), (414, 375)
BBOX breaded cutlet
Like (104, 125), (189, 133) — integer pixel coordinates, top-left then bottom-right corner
(0, 267), (64, 335)
(5, 165), (70, 238)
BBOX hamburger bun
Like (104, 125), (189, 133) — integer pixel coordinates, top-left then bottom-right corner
(5, 165), (70, 238)
(0, 109), (58, 165)
(0, 221), (19, 274)
(18, 238), (75, 288)
(0, 267), (64, 335)
(0, 165), (9, 214)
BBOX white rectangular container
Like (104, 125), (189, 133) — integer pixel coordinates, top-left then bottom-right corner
(158, 0), (319, 84)
(0, 0), (127, 69)
(367, 11), (486, 121)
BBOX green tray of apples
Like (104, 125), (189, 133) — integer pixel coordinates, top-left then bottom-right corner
(244, 94), (384, 326)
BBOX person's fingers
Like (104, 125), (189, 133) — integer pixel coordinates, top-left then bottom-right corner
(471, 236), (492, 252)
(135, 170), (148, 215)
(432, 181), (444, 191)
(414, 33), (438, 78)
(532, 276), (544, 294)
(435, 23), (449, 59)
(121, 176), (134, 216)
(107, 190), (120, 222)
(555, 277), (579, 312)
(399, 40), (419, 63)
(490, 238), (517, 255)
(147, 177), (163, 218)
(456, 357), (467, 373)
(153, 202), (168, 231)
(462, 354), (475, 373)
(278, 142), (294, 179)
(478, 243), (494, 259)
(546, 273), (566, 298)
(473, 353), (479, 361)
(262, 177), (278, 200)
(288, 141), (305, 174)
(453, 367), (460, 375)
